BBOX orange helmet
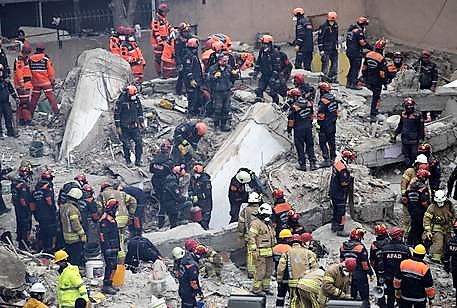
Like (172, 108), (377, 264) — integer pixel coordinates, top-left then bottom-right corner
(260, 35), (273, 44)
(224, 35), (232, 50)
(22, 42), (32, 53)
(350, 228), (366, 240)
(293, 7), (305, 16)
(212, 40), (224, 52)
(417, 163), (429, 171)
(41, 170), (54, 180)
(272, 187), (284, 199)
(187, 38), (199, 48)
(287, 88), (302, 97)
(172, 165), (186, 175)
(374, 39), (386, 50)
(357, 16), (369, 25)
(374, 224), (388, 236)
(342, 150), (356, 162)
(289, 212), (300, 222)
(195, 122), (208, 136)
(105, 198), (119, 210)
(100, 181), (113, 191)
(403, 97), (415, 107)
(389, 226), (405, 240)
(74, 174), (88, 184)
(293, 73), (305, 86)
(344, 258), (357, 272)
(421, 49), (431, 58)
(204, 37), (218, 50)
(418, 143), (432, 155)
(318, 82), (331, 92)
(327, 11), (337, 21)
(291, 234), (303, 243)
(81, 184), (94, 194)
(184, 239), (198, 251)
(416, 169), (431, 180)
(301, 232), (313, 243)
(194, 244), (209, 255)
(158, 3), (170, 14)
(179, 22), (190, 31)
(127, 85), (138, 95)
(193, 164), (204, 173)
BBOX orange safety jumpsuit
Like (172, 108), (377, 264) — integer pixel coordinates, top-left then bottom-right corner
(13, 52), (33, 123)
(201, 49), (214, 71)
(29, 52), (58, 114)
(109, 35), (121, 56)
(126, 41), (146, 83)
(161, 30), (177, 78)
(150, 12), (170, 75)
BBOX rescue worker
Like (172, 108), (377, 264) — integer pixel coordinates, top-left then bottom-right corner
(448, 164), (457, 200)
(292, 8), (313, 70)
(271, 188), (294, 238)
(288, 210), (306, 235)
(233, 51), (255, 71)
(293, 73), (316, 101)
(0, 40), (10, 78)
(418, 143), (441, 196)
(393, 52), (408, 71)
(370, 223), (390, 308)
(248, 203), (276, 295)
(161, 27), (177, 79)
(121, 185), (146, 236)
(340, 228), (374, 308)
(423, 189), (454, 263)
(321, 258), (357, 301)
(114, 85), (144, 167)
(394, 244), (435, 308)
(444, 221), (457, 306)
(54, 250), (89, 307)
(413, 50), (438, 92)
(99, 198), (120, 295)
(197, 245), (223, 279)
(330, 150), (355, 234)
(31, 170), (58, 253)
(59, 187), (86, 268)
(207, 55), (238, 131)
(318, 11), (339, 83)
(362, 39), (388, 121)
(24, 282), (48, 308)
(12, 162), (34, 251)
(0, 64), (19, 138)
(80, 184), (99, 233)
(276, 44), (293, 85)
(150, 3), (171, 76)
(183, 38), (204, 116)
(229, 168), (257, 223)
(73, 174), (88, 188)
(13, 41), (33, 126)
(404, 169), (431, 247)
(273, 229), (292, 269)
(179, 254), (203, 307)
(159, 166), (185, 228)
(127, 36), (146, 83)
(392, 97), (425, 166)
(253, 35), (284, 103)
(346, 17), (372, 89)
(238, 191), (262, 278)
(317, 82), (339, 167)
(172, 246), (186, 279)
(189, 164), (213, 230)
(175, 23), (192, 95)
(379, 227), (411, 308)
(0, 162), (12, 215)
(277, 234), (319, 307)
(171, 121), (207, 168)
(287, 88), (317, 171)
(206, 40), (236, 72)
(126, 235), (161, 271)
(29, 42), (58, 115)
(108, 28), (121, 55)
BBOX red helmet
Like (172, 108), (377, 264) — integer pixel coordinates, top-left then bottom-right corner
(179, 22), (190, 31)
(403, 97), (415, 107)
(350, 228), (366, 240)
(417, 163), (429, 171)
(18, 165), (32, 177)
(418, 143), (432, 155)
(194, 244), (209, 255)
(260, 35), (273, 44)
(393, 51), (403, 59)
(105, 198), (119, 210)
(81, 184), (94, 194)
(327, 11), (337, 21)
(389, 226), (405, 240)
(287, 88), (302, 97)
(289, 212), (300, 222)
(41, 170), (54, 180)
(74, 174), (88, 185)
(293, 73), (305, 86)
(100, 181), (113, 191)
(344, 258), (357, 272)
(341, 150), (356, 162)
(184, 239), (198, 252)
(195, 122), (208, 136)
(318, 82), (331, 92)
(158, 3), (170, 13)
(127, 85), (138, 95)
(301, 232), (313, 243)
(374, 39), (386, 50)
(22, 42), (32, 53)
(374, 224), (388, 236)
(193, 164), (204, 173)
(212, 40), (224, 52)
(272, 188), (284, 199)
(357, 16), (369, 25)
(421, 50), (431, 58)
(293, 7), (305, 16)
(35, 42), (45, 50)
(187, 38), (199, 48)
(416, 169), (431, 180)
(172, 165), (186, 175)
(291, 234), (303, 243)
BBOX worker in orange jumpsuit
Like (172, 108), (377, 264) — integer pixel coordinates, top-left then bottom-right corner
(161, 28), (178, 79)
(108, 28), (121, 56)
(127, 37), (146, 84)
(13, 41), (33, 126)
(150, 3), (171, 76)
(29, 42), (58, 115)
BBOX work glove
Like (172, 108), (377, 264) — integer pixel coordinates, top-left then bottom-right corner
(177, 64), (183, 72)
(252, 71), (259, 80)
(395, 290), (401, 299)
(369, 275), (375, 283)
(231, 69), (239, 76)
(401, 194), (408, 205)
(320, 50), (325, 57)
(197, 289), (204, 298)
(389, 134), (397, 144)
(80, 234), (87, 243)
(424, 231), (433, 241)
(191, 195), (198, 203)
(178, 143), (189, 155)
(190, 80), (198, 88)
(294, 45), (300, 52)
(341, 293), (351, 300)
(214, 71), (222, 78)
(116, 127), (122, 136)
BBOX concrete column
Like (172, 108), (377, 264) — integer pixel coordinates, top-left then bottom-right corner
(73, 0), (81, 34)
(38, 1), (43, 28)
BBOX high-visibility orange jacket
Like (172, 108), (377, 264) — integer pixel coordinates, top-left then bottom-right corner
(13, 53), (33, 90)
(161, 30), (177, 64)
(150, 13), (170, 48)
(29, 52), (55, 86)
(109, 35), (121, 55)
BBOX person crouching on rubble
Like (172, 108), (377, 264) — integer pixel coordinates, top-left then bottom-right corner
(24, 282), (48, 308)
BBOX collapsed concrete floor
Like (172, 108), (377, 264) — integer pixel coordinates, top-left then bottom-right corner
(1, 46), (457, 307)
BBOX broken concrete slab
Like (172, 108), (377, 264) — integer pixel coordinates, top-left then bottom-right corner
(0, 246), (26, 289)
(233, 90), (257, 103)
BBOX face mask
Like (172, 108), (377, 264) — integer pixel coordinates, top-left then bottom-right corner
(119, 35), (126, 41)
(292, 17), (297, 21)
(329, 21), (335, 25)
(193, 173), (201, 179)
(264, 217), (271, 222)
(405, 106), (414, 114)
(437, 201), (445, 207)
(130, 95), (137, 101)
(394, 58), (401, 64)
(343, 269), (350, 276)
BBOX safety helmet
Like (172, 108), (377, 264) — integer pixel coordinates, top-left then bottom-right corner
(389, 226), (405, 240)
(172, 247), (185, 260)
(81, 184), (94, 194)
(184, 239), (198, 252)
(278, 229), (293, 239)
(74, 174), (88, 184)
(248, 191), (261, 203)
(414, 154), (428, 165)
(421, 50), (431, 58)
(343, 258), (357, 272)
(100, 181), (113, 191)
(291, 234), (303, 243)
(341, 150), (356, 162)
(403, 97), (415, 107)
(393, 51), (403, 59)
(160, 139), (172, 153)
(158, 3), (170, 13)
(272, 187), (284, 199)
(416, 169), (431, 180)
(105, 198), (119, 210)
(288, 211), (300, 222)
(293, 7), (305, 16)
(30, 282), (46, 293)
(179, 22), (190, 31)
(374, 39), (386, 50)
(357, 16), (369, 25)
(318, 82), (331, 92)
(41, 170), (54, 180)
(195, 121), (208, 136)
(258, 203), (273, 216)
(293, 73), (305, 86)
(35, 42), (46, 51)
(172, 165), (186, 175)
(374, 224), (388, 236)
(287, 88), (302, 97)
(18, 164), (32, 177)
(418, 143), (432, 155)
(350, 228), (366, 240)
(301, 232), (313, 243)
(186, 38), (199, 48)
(67, 187), (83, 200)
(235, 170), (251, 184)
(22, 42), (32, 53)
(434, 190), (447, 205)
(127, 85), (138, 95)
(413, 244), (426, 255)
(192, 164), (204, 173)
(417, 163), (429, 171)
(224, 35), (232, 50)
(327, 11), (337, 21)
(54, 250), (69, 263)
(194, 244), (209, 255)
(212, 40), (224, 52)
(260, 35), (273, 44)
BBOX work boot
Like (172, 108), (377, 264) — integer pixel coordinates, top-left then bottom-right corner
(135, 160), (144, 167)
(221, 121), (231, 132)
(309, 161), (318, 171)
(336, 230), (349, 237)
(263, 289), (274, 296)
(102, 284), (117, 295)
(295, 163), (306, 171)
(319, 160), (331, 168)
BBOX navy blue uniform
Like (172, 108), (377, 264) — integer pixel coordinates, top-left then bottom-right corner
(395, 111), (425, 166)
(345, 23), (372, 88)
(317, 92), (338, 161)
(182, 48), (204, 116)
(294, 15), (314, 70)
(329, 160), (352, 232)
(32, 179), (57, 252)
(318, 20), (339, 82)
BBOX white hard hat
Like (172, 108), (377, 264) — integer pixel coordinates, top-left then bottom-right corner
(415, 154), (428, 164)
(434, 190), (447, 204)
(30, 282), (46, 293)
(67, 187), (83, 200)
(248, 192), (261, 203)
(258, 203), (273, 216)
(171, 247), (185, 260)
(236, 170), (251, 184)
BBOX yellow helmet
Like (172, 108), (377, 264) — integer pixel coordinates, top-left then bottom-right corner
(413, 244), (426, 255)
(54, 250), (69, 263)
(279, 229), (293, 239)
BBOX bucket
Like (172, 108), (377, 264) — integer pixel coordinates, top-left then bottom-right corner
(85, 258), (105, 279)
(190, 206), (203, 222)
(112, 264), (126, 288)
